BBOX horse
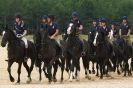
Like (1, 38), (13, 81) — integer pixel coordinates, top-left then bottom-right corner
(109, 30), (133, 76)
(81, 30), (97, 79)
(93, 30), (113, 79)
(61, 23), (82, 82)
(1, 27), (37, 84)
(34, 28), (63, 83)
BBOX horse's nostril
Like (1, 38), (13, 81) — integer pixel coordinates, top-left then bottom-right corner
(81, 52), (86, 56)
(38, 54), (42, 58)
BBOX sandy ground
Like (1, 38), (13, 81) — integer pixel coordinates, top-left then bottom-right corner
(1, 47), (133, 88)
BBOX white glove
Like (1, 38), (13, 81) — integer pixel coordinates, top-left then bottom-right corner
(67, 23), (73, 34)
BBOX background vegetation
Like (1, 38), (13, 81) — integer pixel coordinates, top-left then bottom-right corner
(0, 0), (133, 34)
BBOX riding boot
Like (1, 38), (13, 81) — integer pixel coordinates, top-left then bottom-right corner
(24, 48), (28, 62)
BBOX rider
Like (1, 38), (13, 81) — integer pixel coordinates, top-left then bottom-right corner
(40, 15), (48, 31)
(99, 18), (110, 37)
(13, 13), (28, 61)
(88, 18), (98, 42)
(109, 22), (119, 38)
(47, 14), (59, 40)
(66, 12), (83, 39)
(119, 16), (131, 41)
(46, 14), (60, 51)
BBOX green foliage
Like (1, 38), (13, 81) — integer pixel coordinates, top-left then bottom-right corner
(0, 0), (133, 33)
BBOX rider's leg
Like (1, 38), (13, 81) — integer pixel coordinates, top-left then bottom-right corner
(21, 37), (28, 61)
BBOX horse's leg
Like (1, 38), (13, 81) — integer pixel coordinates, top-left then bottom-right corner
(53, 60), (58, 82)
(82, 56), (88, 78)
(36, 59), (42, 81)
(100, 63), (103, 79)
(92, 62), (96, 74)
(8, 60), (14, 82)
(23, 62), (31, 83)
(69, 59), (74, 82)
(38, 63), (42, 81)
(47, 58), (56, 83)
(75, 58), (80, 81)
(16, 62), (22, 84)
(124, 61), (128, 76)
(128, 58), (132, 76)
(43, 63), (48, 78)
(96, 63), (99, 77)
(60, 57), (65, 82)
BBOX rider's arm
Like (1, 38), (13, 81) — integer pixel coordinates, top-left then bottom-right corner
(127, 29), (131, 36)
(22, 30), (27, 37)
(50, 29), (59, 39)
(79, 24), (83, 30)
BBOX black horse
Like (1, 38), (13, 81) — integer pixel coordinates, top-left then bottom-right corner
(1, 27), (36, 84)
(112, 37), (133, 76)
(93, 30), (113, 79)
(61, 24), (82, 82)
(82, 31), (97, 79)
(34, 28), (63, 83)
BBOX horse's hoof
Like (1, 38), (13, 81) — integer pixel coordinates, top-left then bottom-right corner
(124, 74), (126, 77)
(61, 78), (63, 82)
(117, 71), (121, 75)
(10, 77), (15, 82)
(53, 78), (57, 82)
(85, 75), (88, 79)
(15, 82), (20, 85)
(96, 74), (99, 77)
(100, 76), (103, 79)
(87, 76), (91, 80)
(89, 70), (91, 74)
(106, 74), (111, 77)
(68, 79), (73, 82)
(26, 78), (32, 84)
(48, 79), (52, 83)
(92, 70), (95, 74)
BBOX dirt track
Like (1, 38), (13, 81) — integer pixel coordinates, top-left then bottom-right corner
(1, 47), (133, 88)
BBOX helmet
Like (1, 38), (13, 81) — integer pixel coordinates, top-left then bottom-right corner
(122, 16), (128, 20)
(42, 15), (47, 20)
(71, 11), (78, 17)
(101, 17), (107, 23)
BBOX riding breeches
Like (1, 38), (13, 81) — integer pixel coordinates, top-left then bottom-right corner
(21, 37), (28, 48)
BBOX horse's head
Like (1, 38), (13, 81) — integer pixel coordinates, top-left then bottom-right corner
(40, 28), (48, 41)
(1, 26), (17, 47)
(93, 31), (105, 46)
(67, 23), (78, 36)
(88, 31), (95, 42)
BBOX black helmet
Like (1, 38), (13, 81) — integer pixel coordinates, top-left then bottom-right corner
(71, 11), (78, 17)
(42, 15), (47, 20)
(101, 17), (107, 23)
(15, 13), (22, 19)
(122, 16), (128, 20)
(47, 14), (55, 21)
